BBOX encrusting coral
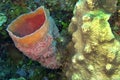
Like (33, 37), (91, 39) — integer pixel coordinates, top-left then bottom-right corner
(7, 6), (60, 69)
(66, 0), (120, 80)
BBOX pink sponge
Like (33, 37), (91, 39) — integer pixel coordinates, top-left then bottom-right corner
(7, 6), (60, 69)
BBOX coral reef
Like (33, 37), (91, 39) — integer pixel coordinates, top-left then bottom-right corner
(7, 6), (60, 69)
(66, 0), (120, 80)
(0, 0), (74, 79)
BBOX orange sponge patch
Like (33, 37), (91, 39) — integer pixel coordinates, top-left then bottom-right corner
(10, 8), (45, 37)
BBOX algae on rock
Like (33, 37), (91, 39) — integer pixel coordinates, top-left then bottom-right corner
(66, 0), (120, 80)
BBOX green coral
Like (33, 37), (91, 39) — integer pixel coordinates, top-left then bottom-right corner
(0, 13), (7, 26)
(0, 13), (8, 40)
(9, 77), (26, 80)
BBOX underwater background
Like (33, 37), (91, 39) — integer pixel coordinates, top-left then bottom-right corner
(0, 0), (120, 80)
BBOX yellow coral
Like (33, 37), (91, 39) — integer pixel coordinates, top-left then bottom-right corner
(66, 0), (120, 80)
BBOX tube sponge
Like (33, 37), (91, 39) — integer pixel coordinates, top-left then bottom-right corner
(7, 6), (60, 69)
